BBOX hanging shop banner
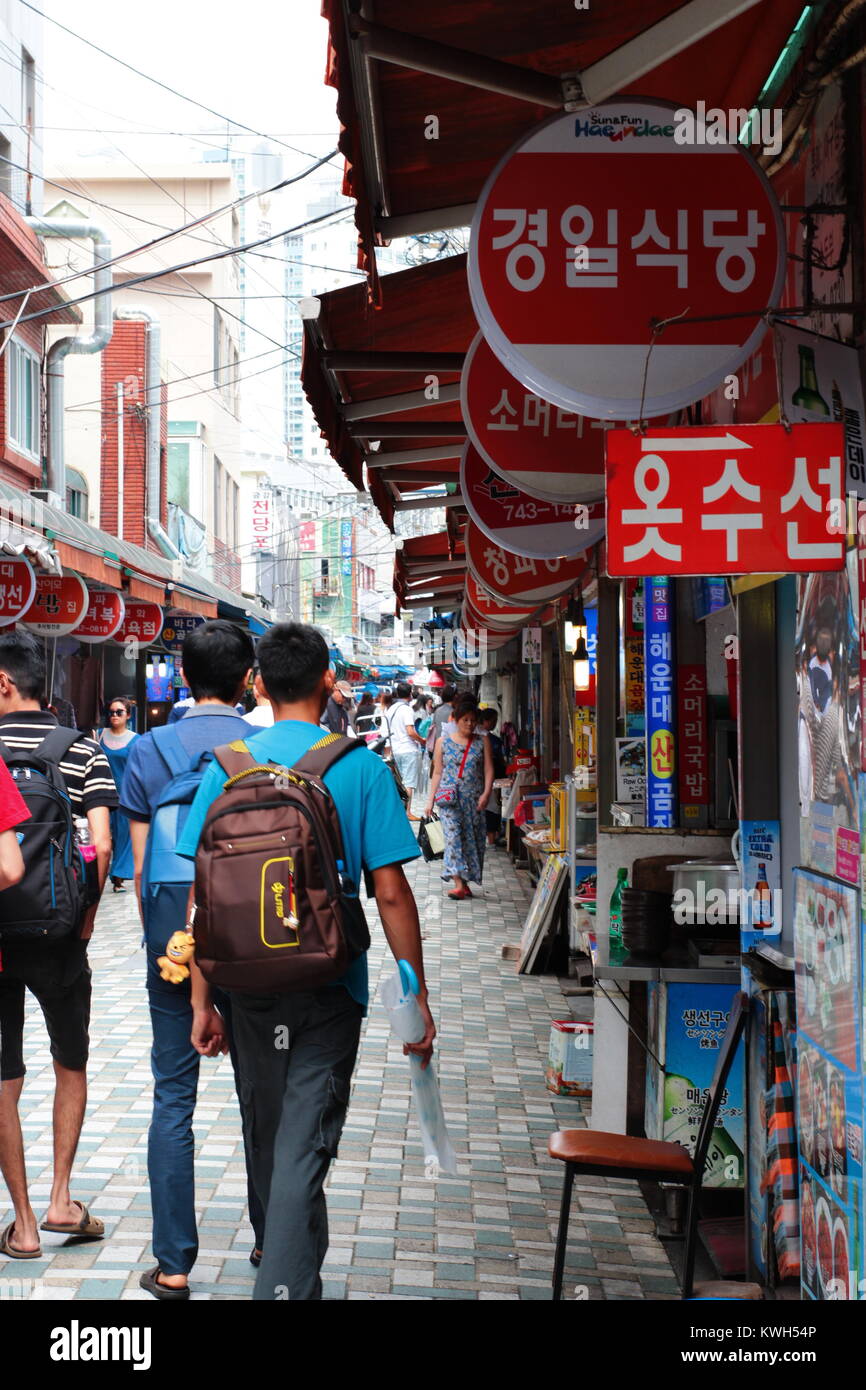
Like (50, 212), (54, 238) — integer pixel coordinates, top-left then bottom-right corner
(75, 588), (126, 645)
(461, 331), (606, 503)
(161, 612), (205, 651)
(606, 423), (846, 577)
(465, 571), (536, 629)
(460, 442), (604, 559)
(115, 600), (164, 647)
(521, 627), (542, 663)
(20, 573), (89, 636)
(775, 323), (866, 499)
(340, 519), (353, 578)
(625, 636), (645, 736)
(676, 665), (709, 818)
(796, 550), (860, 879)
(739, 819), (782, 941)
(644, 576), (677, 829)
(468, 100), (785, 420)
(466, 521), (586, 605)
(250, 490), (273, 551)
(298, 522), (316, 553)
(0, 556), (36, 628)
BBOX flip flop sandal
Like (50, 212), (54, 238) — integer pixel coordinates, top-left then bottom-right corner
(250, 1247), (262, 1268)
(40, 1200), (104, 1239)
(139, 1266), (191, 1301)
(0, 1223), (41, 1259)
(447, 889), (472, 900)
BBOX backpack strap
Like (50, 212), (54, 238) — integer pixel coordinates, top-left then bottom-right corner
(33, 725), (83, 766)
(150, 723), (196, 780)
(212, 739), (260, 781)
(293, 731), (365, 779)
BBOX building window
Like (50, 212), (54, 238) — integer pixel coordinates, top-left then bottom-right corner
(7, 338), (40, 459)
(21, 49), (35, 132)
(213, 455), (224, 539)
(66, 468), (88, 520)
(167, 441), (190, 511)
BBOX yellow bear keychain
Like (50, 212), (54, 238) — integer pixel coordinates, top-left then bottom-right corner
(158, 930), (195, 983)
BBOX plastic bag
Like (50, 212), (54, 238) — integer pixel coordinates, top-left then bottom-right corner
(379, 962), (458, 1176)
(417, 814), (444, 861)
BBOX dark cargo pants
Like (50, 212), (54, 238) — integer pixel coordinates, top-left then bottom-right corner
(228, 985), (363, 1300)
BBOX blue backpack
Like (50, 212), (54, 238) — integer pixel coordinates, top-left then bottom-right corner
(141, 724), (214, 950)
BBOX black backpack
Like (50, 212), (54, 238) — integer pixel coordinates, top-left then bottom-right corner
(0, 726), (89, 944)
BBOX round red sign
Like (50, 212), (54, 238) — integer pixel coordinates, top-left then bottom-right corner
(468, 100), (785, 418)
(0, 557), (36, 628)
(75, 589), (126, 644)
(465, 571), (536, 629)
(461, 442), (604, 560)
(20, 574), (89, 636)
(115, 601), (164, 646)
(465, 521), (587, 604)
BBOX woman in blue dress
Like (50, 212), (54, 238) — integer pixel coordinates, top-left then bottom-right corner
(424, 695), (493, 899)
(98, 695), (139, 891)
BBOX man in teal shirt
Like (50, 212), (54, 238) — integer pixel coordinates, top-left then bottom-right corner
(177, 622), (434, 1301)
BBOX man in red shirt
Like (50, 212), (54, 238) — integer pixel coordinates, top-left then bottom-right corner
(0, 758), (27, 889)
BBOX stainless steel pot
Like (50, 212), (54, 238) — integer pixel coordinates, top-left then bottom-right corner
(667, 860), (741, 926)
(667, 860), (740, 895)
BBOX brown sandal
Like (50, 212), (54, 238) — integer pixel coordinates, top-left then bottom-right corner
(0, 1223), (41, 1259)
(40, 1200), (104, 1239)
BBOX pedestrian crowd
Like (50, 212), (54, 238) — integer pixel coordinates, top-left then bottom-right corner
(0, 620), (446, 1301)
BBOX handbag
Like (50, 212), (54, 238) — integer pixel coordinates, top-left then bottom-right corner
(417, 813), (445, 861)
(434, 739), (471, 807)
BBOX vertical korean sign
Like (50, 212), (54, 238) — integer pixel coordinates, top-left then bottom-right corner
(677, 665), (709, 824)
(250, 489), (272, 551)
(645, 577), (676, 828)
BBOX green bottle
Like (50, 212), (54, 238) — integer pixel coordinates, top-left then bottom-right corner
(609, 867), (628, 960)
(792, 345), (830, 416)
(663, 1074), (744, 1187)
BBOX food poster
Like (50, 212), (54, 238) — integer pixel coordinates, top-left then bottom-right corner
(660, 984), (745, 1189)
(798, 1040), (862, 1299)
(793, 869), (859, 1072)
(795, 548), (861, 882)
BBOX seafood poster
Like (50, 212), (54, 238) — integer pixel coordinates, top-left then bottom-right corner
(794, 866), (863, 1298)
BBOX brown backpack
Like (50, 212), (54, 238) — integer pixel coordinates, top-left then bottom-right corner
(192, 733), (370, 993)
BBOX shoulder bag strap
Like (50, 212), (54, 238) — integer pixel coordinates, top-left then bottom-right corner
(456, 738), (472, 780)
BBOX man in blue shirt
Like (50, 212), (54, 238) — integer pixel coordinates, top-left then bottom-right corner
(177, 621), (434, 1301)
(121, 619), (264, 1300)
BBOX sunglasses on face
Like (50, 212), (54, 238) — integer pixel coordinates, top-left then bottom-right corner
(108, 708), (126, 716)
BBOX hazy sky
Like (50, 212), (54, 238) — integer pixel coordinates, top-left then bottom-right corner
(42, 0), (341, 174)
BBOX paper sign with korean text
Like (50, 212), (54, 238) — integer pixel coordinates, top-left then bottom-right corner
(644, 576), (677, 828)
(677, 665), (709, 813)
(625, 636), (645, 736)
(75, 589), (126, 644)
(20, 574), (88, 636)
(115, 600), (163, 647)
(460, 443), (603, 559)
(606, 423), (846, 576)
(466, 521), (586, 605)
(468, 100), (785, 419)
(0, 556), (35, 628)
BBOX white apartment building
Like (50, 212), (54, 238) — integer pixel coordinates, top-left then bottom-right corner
(0, 3), (42, 215)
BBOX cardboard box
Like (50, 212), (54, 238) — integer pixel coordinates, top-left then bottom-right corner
(546, 1020), (594, 1096)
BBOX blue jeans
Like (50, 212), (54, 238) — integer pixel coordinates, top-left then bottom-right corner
(146, 946), (265, 1275)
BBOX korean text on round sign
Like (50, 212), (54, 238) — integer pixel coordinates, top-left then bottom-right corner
(75, 589), (126, 644)
(115, 600), (164, 646)
(468, 100), (785, 419)
(0, 556), (36, 628)
(465, 570), (536, 628)
(465, 520), (587, 605)
(461, 332), (606, 504)
(20, 573), (89, 636)
(161, 613), (205, 651)
(460, 442), (604, 560)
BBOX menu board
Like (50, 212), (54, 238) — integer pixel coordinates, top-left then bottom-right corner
(794, 866), (863, 1299)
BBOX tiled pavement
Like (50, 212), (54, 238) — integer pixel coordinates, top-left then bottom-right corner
(0, 839), (679, 1301)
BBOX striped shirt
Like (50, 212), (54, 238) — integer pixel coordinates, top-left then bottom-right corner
(0, 710), (118, 814)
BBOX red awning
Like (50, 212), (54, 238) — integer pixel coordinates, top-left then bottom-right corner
(322, 0), (807, 281)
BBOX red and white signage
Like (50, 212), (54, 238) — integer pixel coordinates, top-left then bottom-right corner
(466, 520), (587, 604)
(250, 490), (273, 551)
(465, 571), (536, 628)
(468, 100), (785, 419)
(677, 665), (710, 809)
(115, 600), (163, 646)
(460, 442), (604, 559)
(605, 424), (846, 576)
(20, 574), (89, 636)
(298, 521), (316, 553)
(0, 557), (36, 628)
(461, 332), (607, 503)
(75, 588), (126, 644)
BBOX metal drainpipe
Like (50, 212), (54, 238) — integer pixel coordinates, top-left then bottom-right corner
(112, 307), (181, 562)
(24, 218), (112, 507)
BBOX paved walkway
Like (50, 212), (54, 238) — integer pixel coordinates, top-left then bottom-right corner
(1, 842), (679, 1301)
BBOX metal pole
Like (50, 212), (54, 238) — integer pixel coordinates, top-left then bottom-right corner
(116, 380), (124, 541)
